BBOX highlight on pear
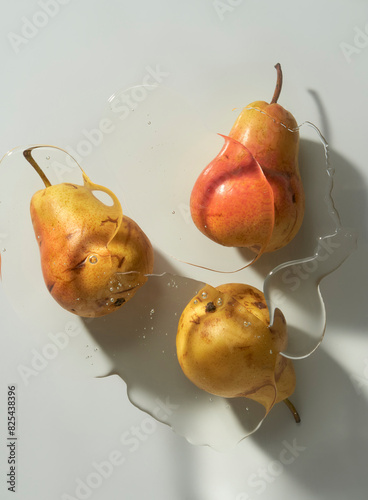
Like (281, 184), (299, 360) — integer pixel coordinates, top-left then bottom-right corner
(176, 282), (300, 423)
(25, 146), (154, 318)
(190, 64), (305, 258)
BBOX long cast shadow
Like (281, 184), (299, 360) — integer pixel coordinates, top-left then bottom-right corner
(244, 338), (368, 498)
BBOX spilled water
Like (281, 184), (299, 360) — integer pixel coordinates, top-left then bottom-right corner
(0, 85), (357, 449)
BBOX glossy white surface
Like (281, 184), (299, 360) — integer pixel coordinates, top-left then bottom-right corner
(1, 0), (367, 498)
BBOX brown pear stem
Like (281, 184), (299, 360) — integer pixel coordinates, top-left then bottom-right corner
(270, 63), (283, 104)
(283, 398), (301, 423)
(23, 148), (52, 188)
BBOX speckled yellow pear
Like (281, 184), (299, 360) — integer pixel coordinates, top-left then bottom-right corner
(176, 282), (299, 420)
(26, 147), (154, 318)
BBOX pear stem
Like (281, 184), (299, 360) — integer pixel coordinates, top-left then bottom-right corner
(23, 148), (52, 188)
(283, 398), (301, 423)
(270, 63), (283, 104)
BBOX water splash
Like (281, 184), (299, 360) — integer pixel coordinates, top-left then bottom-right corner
(85, 272), (267, 451)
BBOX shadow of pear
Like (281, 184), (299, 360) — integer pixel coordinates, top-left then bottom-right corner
(243, 337), (368, 497)
(241, 139), (366, 331)
(82, 248), (269, 447)
(238, 139), (359, 273)
(82, 247), (205, 405)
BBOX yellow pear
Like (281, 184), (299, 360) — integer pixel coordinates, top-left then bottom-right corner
(26, 147), (154, 317)
(176, 282), (299, 419)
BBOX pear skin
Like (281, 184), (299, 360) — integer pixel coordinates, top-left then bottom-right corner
(176, 283), (297, 415)
(28, 149), (153, 317)
(190, 64), (305, 255)
(190, 136), (275, 252)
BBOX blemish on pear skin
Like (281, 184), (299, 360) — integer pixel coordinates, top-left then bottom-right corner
(47, 282), (55, 293)
(114, 297), (125, 307)
(117, 256), (125, 268)
(100, 216), (119, 228)
(190, 314), (200, 325)
(205, 301), (216, 313)
(247, 289), (264, 301)
(71, 257), (87, 270)
(254, 301), (267, 309)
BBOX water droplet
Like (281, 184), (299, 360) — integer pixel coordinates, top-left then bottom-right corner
(209, 398), (213, 402)
(110, 287), (114, 292)
(193, 299), (198, 304)
(216, 298), (223, 306)
(148, 121), (151, 125)
(244, 321), (251, 327)
(89, 255), (98, 264)
(201, 292), (208, 299)
(150, 308), (155, 315)
(46, 155), (50, 160)
(110, 298), (114, 302)
(2, 248), (6, 252)
(172, 210), (175, 214)
(269, 350), (273, 354)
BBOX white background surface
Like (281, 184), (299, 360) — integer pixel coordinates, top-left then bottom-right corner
(1, 0), (368, 499)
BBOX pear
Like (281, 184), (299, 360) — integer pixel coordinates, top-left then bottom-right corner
(190, 64), (305, 255)
(26, 147), (154, 318)
(176, 282), (299, 420)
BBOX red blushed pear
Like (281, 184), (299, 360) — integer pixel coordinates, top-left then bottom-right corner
(25, 147), (154, 318)
(176, 283), (300, 422)
(190, 64), (305, 256)
(190, 135), (275, 254)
